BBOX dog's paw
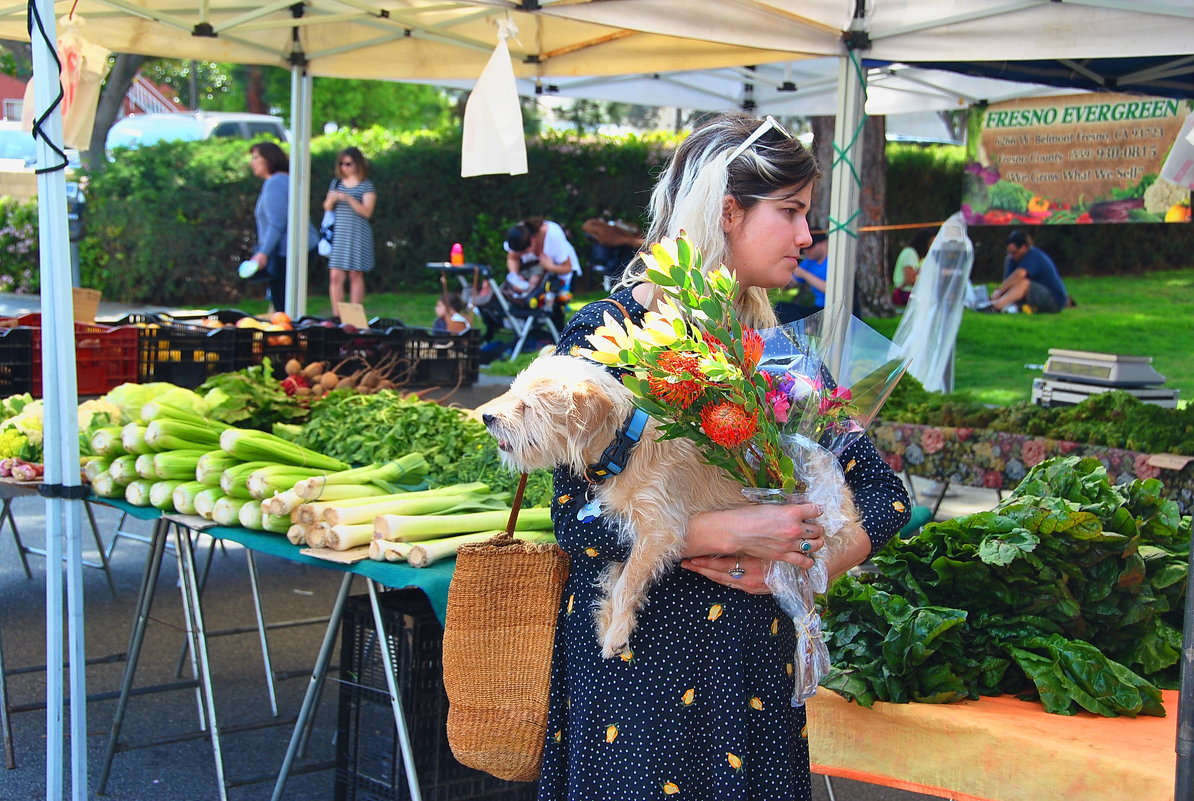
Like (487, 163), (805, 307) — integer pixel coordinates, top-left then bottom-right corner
(599, 616), (635, 660)
(600, 633), (631, 660)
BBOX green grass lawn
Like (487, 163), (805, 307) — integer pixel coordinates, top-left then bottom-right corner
(242, 268), (1193, 405)
(866, 269), (1194, 405)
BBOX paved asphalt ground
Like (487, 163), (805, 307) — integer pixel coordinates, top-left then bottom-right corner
(1, 293), (997, 800)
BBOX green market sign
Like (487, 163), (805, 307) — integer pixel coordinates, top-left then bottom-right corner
(962, 93), (1192, 226)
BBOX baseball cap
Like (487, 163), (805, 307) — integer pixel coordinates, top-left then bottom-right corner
(1007, 230), (1029, 247)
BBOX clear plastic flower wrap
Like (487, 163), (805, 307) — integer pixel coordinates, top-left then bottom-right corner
(752, 311), (909, 703)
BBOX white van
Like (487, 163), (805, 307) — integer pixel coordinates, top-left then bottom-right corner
(105, 111), (288, 151)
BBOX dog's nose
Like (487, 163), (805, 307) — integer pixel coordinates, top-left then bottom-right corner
(481, 413), (495, 426)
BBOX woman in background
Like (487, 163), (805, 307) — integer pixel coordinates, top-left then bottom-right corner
(892, 228), (934, 306)
(248, 141), (301, 314)
(323, 147), (376, 318)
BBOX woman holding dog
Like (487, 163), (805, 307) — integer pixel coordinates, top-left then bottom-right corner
(540, 113), (911, 801)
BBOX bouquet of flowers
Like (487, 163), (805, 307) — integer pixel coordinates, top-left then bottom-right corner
(584, 234), (908, 703)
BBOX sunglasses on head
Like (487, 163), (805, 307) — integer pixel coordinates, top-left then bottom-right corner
(727, 116), (793, 164)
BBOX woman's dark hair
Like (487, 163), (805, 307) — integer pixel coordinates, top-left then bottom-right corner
(505, 217), (544, 253)
(440, 291), (464, 314)
(250, 141), (289, 174)
(910, 228), (935, 258)
(336, 146), (370, 179)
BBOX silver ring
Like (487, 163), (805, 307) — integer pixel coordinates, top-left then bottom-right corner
(799, 540), (812, 553)
(728, 560), (745, 579)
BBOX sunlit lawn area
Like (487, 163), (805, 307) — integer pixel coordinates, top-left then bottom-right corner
(241, 268), (1194, 406)
(865, 268), (1194, 405)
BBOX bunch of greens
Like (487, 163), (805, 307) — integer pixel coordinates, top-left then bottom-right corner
(0, 395), (42, 461)
(198, 358), (309, 431)
(880, 375), (1194, 456)
(986, 180), (1034, 214)
(823, 456), (1189, 717)
(299, 389), (553, 507)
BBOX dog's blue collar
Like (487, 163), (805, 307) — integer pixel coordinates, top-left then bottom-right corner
(584, 407), (649, 484)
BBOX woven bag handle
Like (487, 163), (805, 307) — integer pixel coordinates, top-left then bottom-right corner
(493, 472), (530, 545)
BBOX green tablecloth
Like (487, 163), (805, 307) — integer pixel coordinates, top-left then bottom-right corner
(92, 497), (456, 624)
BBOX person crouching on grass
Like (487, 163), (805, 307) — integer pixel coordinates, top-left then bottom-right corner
(987, 230), (1069, 313)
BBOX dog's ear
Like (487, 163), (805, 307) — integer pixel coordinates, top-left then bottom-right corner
(570, 378), (615, 432)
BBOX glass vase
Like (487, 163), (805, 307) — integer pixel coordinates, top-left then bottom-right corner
(740, 486), (831, 707)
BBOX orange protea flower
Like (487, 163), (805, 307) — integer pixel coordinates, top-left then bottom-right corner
(741, 328), (764, 370)
(700, 402), (757, 448)
(648, 350), (705, 408)
(702, 330), (726, 353)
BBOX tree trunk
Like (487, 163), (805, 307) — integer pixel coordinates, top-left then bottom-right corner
(84, 53), (145, 172)
(856, 114), (891, 317)
(246, 65), (267, 114)
(808, 114), (894, 317)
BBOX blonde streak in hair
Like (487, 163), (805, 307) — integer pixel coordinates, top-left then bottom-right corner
(667, 150), (731, 276)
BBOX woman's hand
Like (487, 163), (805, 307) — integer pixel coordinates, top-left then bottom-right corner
(252, 252), (268, 268)
(684, 502), (826, 568)
(681, 555), (773, 593)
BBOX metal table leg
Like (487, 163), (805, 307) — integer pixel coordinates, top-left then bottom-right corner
(367, 580), (423, 801)
(244, 550), (279, 717)
(3, 497), (33, 579)
(97, 515), (170, 795)
(173, 535), (222, 678)
(82, 499), (118, 597)
(171, 524), (208, 731)
(270, 571), (354, 801)
(0, 619), (14, 770)
(174, 523), (229, 801)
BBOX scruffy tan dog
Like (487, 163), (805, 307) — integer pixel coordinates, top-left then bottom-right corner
(479, 353), (857, 658)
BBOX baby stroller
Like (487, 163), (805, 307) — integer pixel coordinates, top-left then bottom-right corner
(444, 264), (561, 361)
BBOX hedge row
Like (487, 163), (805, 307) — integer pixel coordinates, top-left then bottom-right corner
(2, 131), (1192, 303)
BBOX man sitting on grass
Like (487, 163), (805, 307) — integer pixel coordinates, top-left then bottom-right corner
(986, 230), (1069, 313)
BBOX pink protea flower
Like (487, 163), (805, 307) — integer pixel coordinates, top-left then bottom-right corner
(766, 389), (791, 424)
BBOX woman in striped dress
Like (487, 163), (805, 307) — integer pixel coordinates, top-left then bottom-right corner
(322, 147), (376, 317)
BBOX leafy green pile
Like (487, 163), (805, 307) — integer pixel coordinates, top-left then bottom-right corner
(881, 375), (1194, 455)
(987, 180), (1034, 213)
(823, 457), (1190, 717)
(197, 358), (309, 431)
(298, 389), (554, 507)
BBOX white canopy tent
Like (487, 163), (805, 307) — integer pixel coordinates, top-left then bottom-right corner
(11, 1), (1194, 798)
(439, 58), (1084, 123)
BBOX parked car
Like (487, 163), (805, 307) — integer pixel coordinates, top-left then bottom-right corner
(0, 120), (81, 202)
(105, 111), (289, 152)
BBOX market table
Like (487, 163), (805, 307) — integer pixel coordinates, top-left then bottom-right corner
(87, 497), (454, 801)
(808, 687), (1179, 801)
(86, 497), (1186, 801)
(0, 477), (115, 591)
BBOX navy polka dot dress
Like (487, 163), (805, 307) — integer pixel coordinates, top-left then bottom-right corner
(537, 289), (912, 801)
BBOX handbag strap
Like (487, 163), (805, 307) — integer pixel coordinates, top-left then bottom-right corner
(496, 473), (530, 542)
(603, 297), (631, 321)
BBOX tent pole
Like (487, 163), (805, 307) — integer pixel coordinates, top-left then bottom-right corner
(286, 64), (313, 318)
(30, 2), (87, 799)
(1177, 535), (1194, 799)
(824, 45), (867, 370)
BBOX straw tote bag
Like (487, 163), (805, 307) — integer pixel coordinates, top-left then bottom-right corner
(442, 475), (570, 782)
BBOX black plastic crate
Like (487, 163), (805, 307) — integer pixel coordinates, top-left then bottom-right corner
(0, 326), (33, 396)
(126, 321), (256, 387)
(395, 328), (480, 388)
(298, 324), (403, 376)
(336, 590), (537, 801)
